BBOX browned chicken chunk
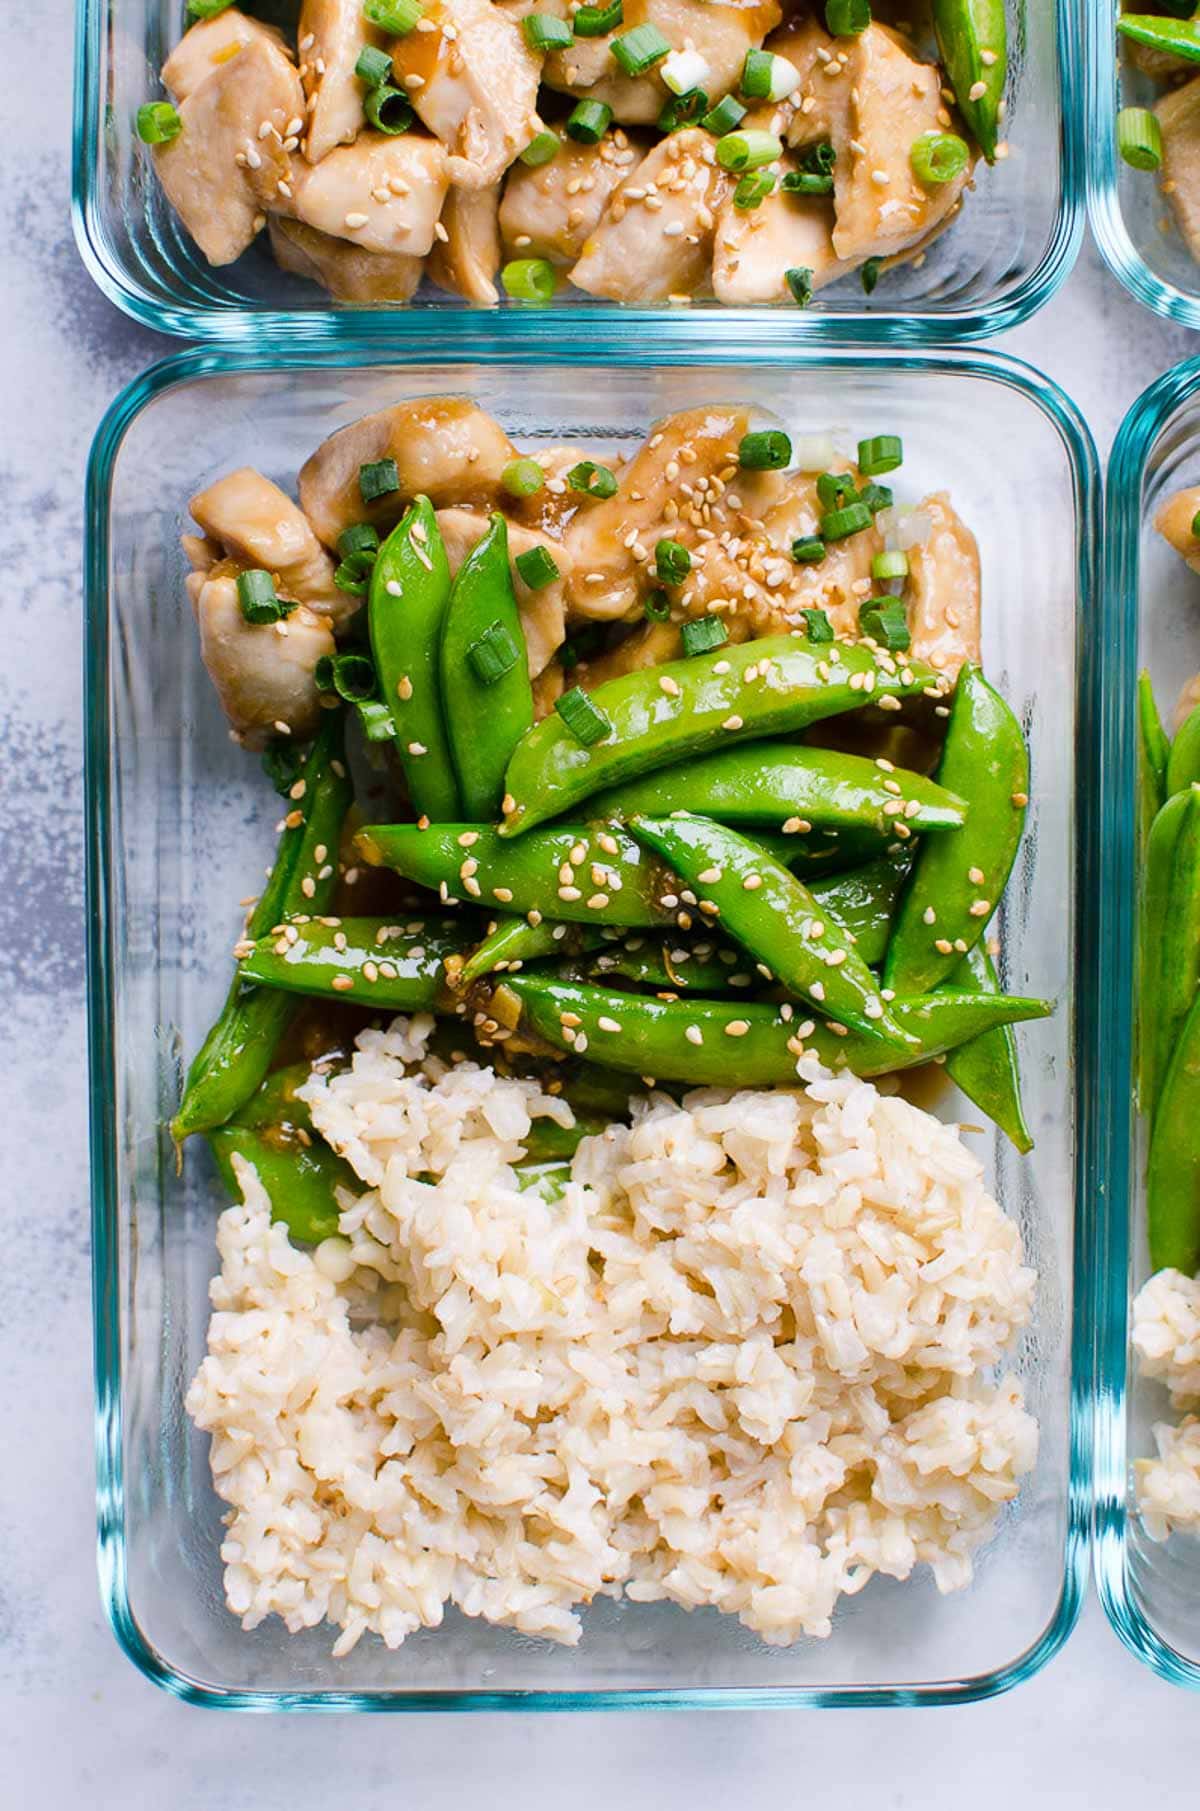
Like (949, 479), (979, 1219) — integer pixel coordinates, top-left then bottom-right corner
(570, 130), (730, 302)
(390, 0), (542, 188)
(269, 217), (424, 300)
(298, 0), (388, 164)
(428, 183), (501, 302)
(162, 9), (291, 102)
(189, 468), (348, 623)
(499, 134), (640, 266)
(905, 493), (981, 676)
(290, 130), (450, 256)
(188, 572), (336, 748)
(1157, 80), (1200, 265)
(538, 0), (780, 124)
(1155, 484), (1200, 574)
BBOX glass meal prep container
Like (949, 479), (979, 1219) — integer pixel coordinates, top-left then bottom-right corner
(85, 339), (1098, 1710)
(72, 1), (1083, 343)
(1097, 356), (1200, 1691)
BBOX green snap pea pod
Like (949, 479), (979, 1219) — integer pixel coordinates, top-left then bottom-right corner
(207, 1123), (355, 1245)
(932, 0), (1006, 161)
(369, 496), (461, 821)
(942, 943), (1033, 1153)
(1167, 700), (1200, 797)
(501, 633), (947, 836)
(440, 513), (533, 819)
(1139, 785), (1200, 1122)
(229, 1061), (327, 1132)
(171, 713), (353, 1142)
(514, 1160), (573, 1202)
(356, 821), (805, 929)
(238, 915), (475, 1008)
(1139, 671), (1169, 845)
(589, 744), (966, 838)
(807, 854), (912, 969)
(1148, 988), (1200, 1274)
(459, 915), (611, 985)
(884, 665), (1028, 996)
(630, 815), (914, 1047)
(521, 1118), (610, 1161)
(504, 975), (1053, 1088)
(1118, 15), (1200, 65)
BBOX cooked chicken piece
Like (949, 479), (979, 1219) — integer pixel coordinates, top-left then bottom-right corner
(299, 398), (518, 546)
(428, 183), (501, 302)
(574, 619), (682, 688)
(162, 9), (291, 102)
(570, 129), (730, 302)
(1175, 671), (1200, 733)
(787, 23), (970, 265)
(532, 661), (566, 720)
(269, 216), (424, 300)
(189, 572), (335, 748)
(1155, 484), (1200, 574)
(182, 532), (220, 573)
(562, 406), (785, 619)
(905, 493), (981, 677)
(290, 130), (449, 256)
(154, 37), (303, 266)
(712, 107), (858, 306)
(189, 469), (348, 627)
(436, 507), (567, 673)
(499, 134), (640, 266)
(536, 0), (781, 126)
(299, 0), (387, 164)
(1157, 79), (1200, 264)
(507, 444), (591, 537)
(389, 0), (541, 188)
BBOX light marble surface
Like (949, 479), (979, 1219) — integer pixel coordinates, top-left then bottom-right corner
(5, 6), (1200, 1802)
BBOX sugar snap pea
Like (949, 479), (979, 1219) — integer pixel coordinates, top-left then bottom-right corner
(942, 942), (1033, 1153)
(171, 713), (353, 1142)
(369, 496), (462, 821)
(500, 633), (948, 836)
(521, 1119), (609, 1162)
(1139, 784), (1200, 1123)
(440, 513), (533, 819)
(629, 814), (914, 1046)
(458, 915), (611, 984)
(1139, 670), (1169, 845)
(238, 914), (474, 1007)
(1118, 14), (1200, 65)
(1167, 700), (1200, 797)
(514, 1160), (573, 1202)
(588, 744), (966, 839)
(504, 975), (1053, 1087)
(933, 0), (1006, 161)
(884, 665), (1028, 996)
(207, 1125), (353, 1244)
(1147, 987), (1200, 1276)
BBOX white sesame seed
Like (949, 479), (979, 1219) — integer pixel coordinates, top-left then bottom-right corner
(968, 80), (988, 101)
(722, 714), (743, 731)
(685, 1025), (703, 1046)
(742, 874), (762, 891)
(597, 1016), (622, 1033)
(724, 1020), (750, 1037)
(407, 741), (427, 756)
(344, 212), (369, 229)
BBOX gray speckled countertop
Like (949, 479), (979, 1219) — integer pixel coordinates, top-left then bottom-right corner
(5, 5), (1200, 1802)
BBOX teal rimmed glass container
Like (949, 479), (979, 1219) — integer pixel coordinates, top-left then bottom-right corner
(72, 2), (1083, 343)
(86, 340), (1098, 1709)
(1097, 358), (1200, 1689)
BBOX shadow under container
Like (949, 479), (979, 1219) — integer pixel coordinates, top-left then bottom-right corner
(73, 0), (1082, 343)
(86, 341), (1099, 1709)
(1096, 357), (1200, 1690)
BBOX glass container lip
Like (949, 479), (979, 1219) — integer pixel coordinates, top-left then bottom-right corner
(1095, 356), (1200, 1691)
(86, 340), (1099, 1710)
(1085, 0), (1200, 328)
(71, 0), (1084, 346)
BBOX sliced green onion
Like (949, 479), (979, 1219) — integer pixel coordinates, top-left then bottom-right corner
(700, 94), (746, 136)
(871, 550), (909, 582)
(735, 171), (777, 210)
(262, 739), (304, 795)
(364, 84), (414, 133)
(825, 0), (870, 36)
(568, 460), (618, 499)
(858, 599), (910, 652)
(359, 458), (401, 503)
(801, 607), (834, 642)
(565, 99), (613, 143)
(467, 622), (522, 685)
(334, 561), (370, 596)
(1192, 509), (1200, 539)
(816, 471), (855, 510)
(136, 101), (181, 144)
(315, 651), (379, 703)
(800, 140), (836, 176)
(502, 457), (546, 498)
(363, 0), (424, 34)
(236, 569), (282, 623)
(658, 88), (707, 132)
(573, 0), (622, 34)
(644, 589), (672, 621)
(740, 47), (774, 98)
(716, 129), (782, 173)
(611, 22), (671, 74)
(780, 170), (833, 195)
(556, 686), (613, 747)
(520, 129), (560, 166)
(187, 0), (237, 16)
(791, 536), (826, 565)
(785, 266), (814, 306)
(857, 434), (902, 476)
(501, 257), (558, 301)
(821, 501), (873, 540)
(858, 481), (893, 514)
(338, 523), (381, 563)
(515, 545), (561, 589)
(860, 256), (882, 295)
(356, 699), (397, 742)
(910, 131), (969, 187)
(1117, 107), (1163, 173)
(523, 12), (574, 50)
(681, 617), (728, 657)
(655, 538), (692, 584)
(738, 430), (791, 471)
(662, 46), (709, 94)
(355, 45), (394, 86)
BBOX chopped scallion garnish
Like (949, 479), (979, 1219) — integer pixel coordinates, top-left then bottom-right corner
(362, 0), (424, 34)
(716, 129), (782, 172)
(871, 550), (909, 582)
(520, 129), (560, 167)
(735, 170), (777, 210)
(237, 569), (283, 624)
(467, 622), (522, 685)
(573, 0), (623, 34)
(611, 22), (671, 74)
(857, 434), (903, 476)
(187, 0), (237, 16)
(738, 430), (791, 470)
(356, 699), (397, 742)
(858, 481), (893, 514)
(816, 471), (855, 510)
(821, 501), (874, 541)
(658, 88), (708, 132)
(858, 599), (911, 652)
(136, 101), (181, 144)
(315, 651), (379, 703)
(555, 686), (613, 747)
(501, 258), (558, 302)
(359, 458), (401, 503)
(502, 457), (546, 498)
(655, 538), (692, 584)
(681, 617), (728, 656)
(824, 0), (870, 36)
(1117, 106), (1163, 172)
(338, 523), (381, 563)
(780, 170), (833, 195)
(565, 99), (613, 143)
(364, 83), (414, 133)
(801, 607), (834, 642)
(515, 545), (561, 589)
(354, 45), (393, 86)
(644, 589), (672, 621)
(334, 561), (370, 596)
(523, 12), (574, 50)
(910, 131), (969, 187)
(791, 537), (826, 565)
(568, 460), (618, 499)
(785, 266), (814, 306)
(860, 256), (882, 295)
(700, 94), (746, 136)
